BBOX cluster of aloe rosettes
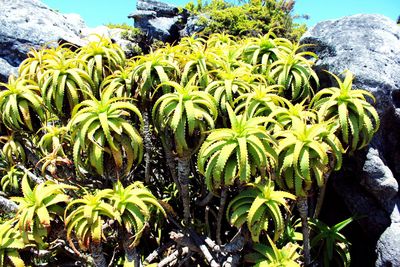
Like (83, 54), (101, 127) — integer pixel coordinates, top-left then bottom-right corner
(0, 31), (379, 266)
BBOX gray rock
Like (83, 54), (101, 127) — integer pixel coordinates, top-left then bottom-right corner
(180, 15), (208, 37)
(301, 14), (400, 116)
(130, 10), (157, 18)
(149, 16), (181, 39)
(301, 14), (400, 265)
(0, 0), (85, 82)
(332, 172), (391, 241)
(0, 58), (17, 83)
(129, 0), (189, 42)
(390, 199), (400, 223)
(0, 0), (144, 83)
(376, 223), (400, 267)
(63, 13), (87, 31)
(136, 0), (180, 16)
(361, 147), (399, 209)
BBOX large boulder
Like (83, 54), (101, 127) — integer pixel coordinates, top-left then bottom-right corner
(0, 0), (86, 82)
(0, 0), (144, 83)
(129, 0), (189, 42)
(301, 14), (400, 266)
(376, 223), (400, 267)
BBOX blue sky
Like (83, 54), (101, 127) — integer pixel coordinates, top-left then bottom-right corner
(42, 0), (399, 28)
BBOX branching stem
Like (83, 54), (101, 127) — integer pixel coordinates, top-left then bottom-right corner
(297, 197), (311, 266)
(0, 195), (18, 213)
(216, 187), (228, 245)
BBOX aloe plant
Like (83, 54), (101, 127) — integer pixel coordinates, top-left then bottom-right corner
(106, 181), (165, 264)
(153, 79), (218, 223)
(268, 43), (319, 101)
(0, 134), (26, 165)
(227, 178), (295, 242)
(99, 66), (133, 98)
(69, 87), (143, 177)
(0, 220), (25, 267)
(131, 50), (179, 183)
(198, 105), (277, 192)
(18, 47), (52, 82)
(65, 189), (119, 267)
(275, 118), (344, 265)
(242, 30), (293, 72)
(245, 237), (301, 267)
(77, 35), (126, 95)
(1, 166), (24, 194)
(37, 125), (69, 156)
(310, 217), (353, 267)
(39, 47), (95, 120)
(205, 63), (253, 115)
(0, 76), (45, 132)
(234, 83), (286, 118)
(131, 51), (179, 100)
(198, 105), (277, 244)
(178, 47), (220, 88)
(311, 70), (380, 151)
(275, 119), (343, 196)
(12, 176), (75, 244)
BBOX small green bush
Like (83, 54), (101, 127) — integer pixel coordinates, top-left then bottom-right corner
(185, 0), (306, 40)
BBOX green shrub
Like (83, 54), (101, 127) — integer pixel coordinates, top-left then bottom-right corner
(185, 0), (307, 40)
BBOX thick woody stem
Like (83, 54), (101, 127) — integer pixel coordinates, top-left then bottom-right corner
(17, 164), (44, 184)
(297, 197), (311, 266)
(122, 232), (142, 267)
(314, 155), (335, 218)
(158, 247), (189, 267)
(0, 195), (18, 213)
(177, 156), (191, 224)
(142, 108), (152, 184)
(161, 136), (180, 192)
(216, 187), (228, 245)
(90, 242), (107, 267)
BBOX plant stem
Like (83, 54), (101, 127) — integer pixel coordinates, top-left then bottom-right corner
(205, 206), (211, 237)
(314, 156), (335, 218)
(314, 184), (327, 219)
(144, 241), (174, 264)
(177, 156), (191, 224)
(122, 232), (142, 267)
(222, 255), (240, 267)
(142, 108), (152, 184)
(216, 187), (228, 245)
(17, 164), (44, 184)
(198, 191), (214, 206)
(297, 197), (311, 266)
(158, 247), (189, 267)
(161, 136), (180, 192)
(0, 195), (18, 212)
(188, 229), (220, 267)
(90, 242), (107, 267)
